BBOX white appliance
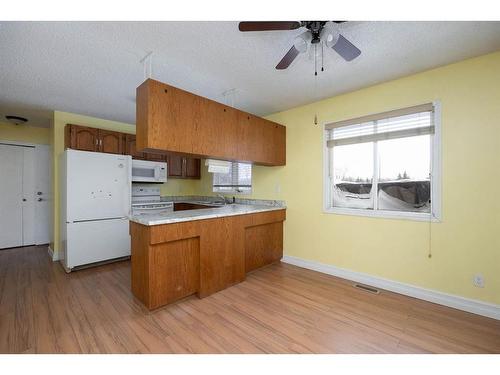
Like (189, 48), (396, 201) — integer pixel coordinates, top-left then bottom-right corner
(132, 159), (167, 183)
(131, 185), (173, 216)
(60, 149), (132, 271)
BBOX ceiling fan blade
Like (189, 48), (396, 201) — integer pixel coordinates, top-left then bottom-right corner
(332, 34), (361, 61)
(275, 45), (300, 70)
(239, 21), (301, 32)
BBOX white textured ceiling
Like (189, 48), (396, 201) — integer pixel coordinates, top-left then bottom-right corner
(1, 21), (500, 128)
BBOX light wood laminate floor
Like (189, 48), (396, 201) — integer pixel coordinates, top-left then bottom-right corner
(1, 245), (499, 353)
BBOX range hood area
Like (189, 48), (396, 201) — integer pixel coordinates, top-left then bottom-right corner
(135, 79), (286, 166)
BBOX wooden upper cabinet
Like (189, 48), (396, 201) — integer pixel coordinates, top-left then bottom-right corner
(124, 134), (145, 159)
(144, 152), (166, 162)
(66, 124), (201, 179)
(99, 129), (124, 154)
(136, 79), (286, 166)
(166, 154), (183, 178)
(66, 124), (123, 154)
(166, 154), (201, 179)
(138, 81), (198, 154)
(185, 158), (201, 179)
(66, 125), (99, 152)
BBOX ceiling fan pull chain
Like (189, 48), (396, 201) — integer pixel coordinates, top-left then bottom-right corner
(314, 44), (318, 76)
(321, 42), (324, 72)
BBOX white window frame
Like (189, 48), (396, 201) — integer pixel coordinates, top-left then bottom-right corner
(323, 101), (442, 222)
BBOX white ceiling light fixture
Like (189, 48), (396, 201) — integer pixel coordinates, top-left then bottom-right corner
(322, 22), (340, 48)
(293, 31), (312, 54)
(5, 115), (28, 125)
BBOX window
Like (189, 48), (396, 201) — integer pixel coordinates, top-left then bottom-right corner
(213, 162), (252, 194)
(324, 103), (441, 221)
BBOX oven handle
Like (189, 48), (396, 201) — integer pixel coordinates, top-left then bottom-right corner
(133, 205), (173, 210)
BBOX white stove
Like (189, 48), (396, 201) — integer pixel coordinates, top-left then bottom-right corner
(131, 185), (173, 216)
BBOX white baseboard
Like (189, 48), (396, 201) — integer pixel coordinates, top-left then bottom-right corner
(282, 255), (500, 321)
(47, 246), (59, 261)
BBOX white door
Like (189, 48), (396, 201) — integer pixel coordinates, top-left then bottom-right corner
(66, 150), (131, 222)
(0, 144), (35, 248)
(0, 144), (24, 248)
(22, 147), (35, 246)
(34, 145), (51, 244)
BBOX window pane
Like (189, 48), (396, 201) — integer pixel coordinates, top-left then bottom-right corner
(237, 163), (252, 187)
(332, 142), (374, 209)
(213, 162), (252, 194)
(377, 135), (430, 212)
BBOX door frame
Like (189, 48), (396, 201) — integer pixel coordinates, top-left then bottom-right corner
(0, 139), (52, 248)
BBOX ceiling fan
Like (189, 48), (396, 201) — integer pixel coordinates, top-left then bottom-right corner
(238, 21), (361, 70)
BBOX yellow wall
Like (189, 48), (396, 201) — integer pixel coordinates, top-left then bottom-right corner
(198, 51), (500, 305)
(0, 121), (50, 145)
(50, 111), (199, 253)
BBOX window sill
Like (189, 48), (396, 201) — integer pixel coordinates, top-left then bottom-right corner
(213, 189), (252, 195)
(323, 207), (441, 222)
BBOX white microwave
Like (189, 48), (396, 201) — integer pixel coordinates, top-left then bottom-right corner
(132, 159), (167, 183)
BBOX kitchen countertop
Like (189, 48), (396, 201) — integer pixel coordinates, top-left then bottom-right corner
(129, 197), (286, 226)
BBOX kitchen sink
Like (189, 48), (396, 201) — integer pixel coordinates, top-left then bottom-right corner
(173, 202), (225, 211)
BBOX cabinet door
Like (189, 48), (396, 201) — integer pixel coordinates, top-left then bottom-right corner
(185, 158), (201, 179)
(124, 134), (145, 159)
(98, 129), (124, 154)
(272, 123), (286, 166)
(145, 152), (166, 162)
(149, 237), (200, 308)
(166, 154), (183, 178)
(239, 114), (265, 163)
(67, 125), (99, 152)
(245, 222), (283, 273)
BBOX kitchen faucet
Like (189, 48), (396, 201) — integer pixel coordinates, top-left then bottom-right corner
(216, 194), (226, 205)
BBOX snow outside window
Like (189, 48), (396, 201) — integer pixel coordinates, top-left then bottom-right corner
(324, 103), (441, 221)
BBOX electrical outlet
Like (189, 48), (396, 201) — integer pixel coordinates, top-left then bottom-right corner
(275, 183), (281, 193)
(473, 274), (485, 288)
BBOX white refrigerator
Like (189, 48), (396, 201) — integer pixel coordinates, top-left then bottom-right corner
(60, 149), (132, 271)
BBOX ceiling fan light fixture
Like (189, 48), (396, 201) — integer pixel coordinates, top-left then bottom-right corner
(293, 32), (311, 53)
(322, 26), (340, 48)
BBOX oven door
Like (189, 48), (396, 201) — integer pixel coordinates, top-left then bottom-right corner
(131, 202), (173, 216)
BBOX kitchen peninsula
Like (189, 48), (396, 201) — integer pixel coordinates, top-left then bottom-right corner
(129, 197), (286, 310)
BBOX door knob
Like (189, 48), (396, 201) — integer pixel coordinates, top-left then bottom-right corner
(22, 198), (27, 202)
(38, 198), (43, 202)
(37, 191), (43, 196)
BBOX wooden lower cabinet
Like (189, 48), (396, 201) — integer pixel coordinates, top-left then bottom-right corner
(150, 238), (200, 308)
(245, 222), (284, 273)
(130, 209), (285, 310)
